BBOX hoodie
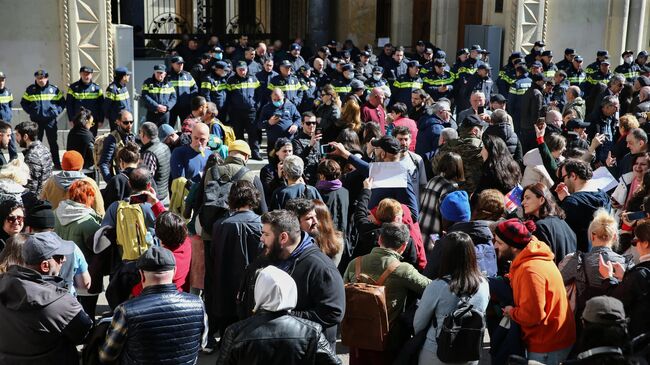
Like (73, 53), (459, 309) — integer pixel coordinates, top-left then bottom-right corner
(561, 189), (611, 252)
(509, 239), (576, 353)
(0, 265), (92, 364)
(0, 178), (25, 204)
(40, 172), (105, 215)
(54, 200), (102, 259)
(522, 148), (556, 188)
(254, 266), (298, 312)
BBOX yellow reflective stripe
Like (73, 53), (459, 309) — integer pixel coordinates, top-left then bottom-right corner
(394, 81), (423, 89)
(170, 79), (196, 88)
(0, 95), (13, 103)
(268, 83), (302, 91)
(508, 87), (527, 95)
(424, 77), (454, 86)
(143, 86), (175, 94)
(67, 89), (102, 99)
(332, 86), (351, 93)
(543, 70), (556, 78)
(22, 92), (63, 101)
(457, 67), (477, 75)
(105, 90), (129, 101)
(229, 81), (260, 90)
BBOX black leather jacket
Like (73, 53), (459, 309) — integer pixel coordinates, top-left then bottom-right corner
(216, 311), (341, 365)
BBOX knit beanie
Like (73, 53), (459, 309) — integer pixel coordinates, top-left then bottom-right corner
(495, 218), (537, 249)
(440, 190), (471, 223)
(24, 199), (55, 230)
(61, 150), (84, 171)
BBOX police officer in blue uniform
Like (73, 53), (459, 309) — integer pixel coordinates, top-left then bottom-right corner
(391, 60), (424, 108)
(332, 63), (356, 101)
(104, 66), (131, 131)
(200, 61), (230, 113)
(227, 61), (261, 159)
(268, 60), (303, 107)
(615, 50), (640, 83)
(168, 56), (198, 125)
(423, 60), (454, 102)
(0, 72), (18, 161)
(365, 66), (388, 90)
(20, 69), (66, 168)
(66, 66), (104, 136)
(141, 64), (177, 127)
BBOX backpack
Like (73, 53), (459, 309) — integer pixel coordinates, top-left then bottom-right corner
(94, 130), (125, 174)
(169, 176), (189, 216)
(434, 279), (486, 363)
(115, 201), (150, 261)
(341, 257), (401, 351)
(199, 166), (249, 235)
(210, 119), (236, 147)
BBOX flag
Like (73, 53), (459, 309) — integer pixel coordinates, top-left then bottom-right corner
(505, 184), (523, 213)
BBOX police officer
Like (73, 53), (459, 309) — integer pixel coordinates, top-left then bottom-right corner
(459, 63), (494, 111)
(583, 59), (611, 97)
(541, 50), (557, 78)
(355, 51), (374, 82)
(450, 48), (469, 82)
(496, 51), (523, 95)
(525, 40), (545, 65)
(424, 60), (454, 102)
(385, 46), (408, 82)
(550, 70), (568, 110)
(168, 55), (198, 124)
(104, 66), (131, 131)
(66, 66), (104, 136)
(287, 43), (306, 73)
(0, 72), (17, 161)
(566, 55), (587, 86)
(391, 60), (424, 108)
(332, 63), (356, 101)
(419, 48), (436, 77)
(586, 50), (609, 77)
(636, 50), (649, 69)
(268, 60), (303, 107)
(200, 61), (230, 112)
(365, 66), (388, 90)
(190, 53), (212, 85)
(227, 61), (261, 159)
(615, 50), (640, 82)
(20, 69), (65, 168)
(141, 64), (177, 127)
(255, 57), (278, 110)
(507, 64), (532, 134)
(242, 46), (262, 75)
(556, 48), (576, 72)
(529, 61), (544, 77)
(453, 45), (485, 101)
(297, 64), (317, 112)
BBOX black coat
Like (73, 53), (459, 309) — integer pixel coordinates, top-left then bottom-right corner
(319, 187), (350, 237)
(604, 261), (650, 337)
(217, 311), (341, 365)
(101, 167), (134, 208)
(484, 122), (523, 164)
(66, 125), (95, 170)
(533, 215), (577, 264)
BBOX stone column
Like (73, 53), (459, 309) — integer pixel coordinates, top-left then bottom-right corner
(335, 0), (376, 49)
(625, 0), (646, 53)
(605, 0), (630, 58)
(430, 0), (459, 56)
(390, 0), (413, 47)
(510, 0), (548, 54)
(307, 0), (331, 51)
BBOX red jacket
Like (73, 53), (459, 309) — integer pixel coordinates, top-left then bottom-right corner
(369, 204), (426, 270)
(361, 102), (387, 133)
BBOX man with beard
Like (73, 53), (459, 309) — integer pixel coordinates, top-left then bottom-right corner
(285, 199), (320, 239)
(0, 121), (12, 167)
(259, 210), (344, 351)
(15, 121), (53, 195)
(99, 110), (136, 182)
(494, 218), (576, 364)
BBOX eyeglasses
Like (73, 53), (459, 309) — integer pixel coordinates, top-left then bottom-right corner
(122, 120), (134, 125)
(559, 173), (569, 181)
(304, 122), (317, 126)
(51, 255), (65, 263)
(6, 215), (24, 224)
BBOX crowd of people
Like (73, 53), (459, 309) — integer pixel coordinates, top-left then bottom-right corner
(0, 33), (650, 365)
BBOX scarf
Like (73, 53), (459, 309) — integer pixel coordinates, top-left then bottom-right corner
(315, 179), (342, 193)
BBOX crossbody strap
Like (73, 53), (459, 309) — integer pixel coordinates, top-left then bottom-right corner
(376, 260), (401, 286)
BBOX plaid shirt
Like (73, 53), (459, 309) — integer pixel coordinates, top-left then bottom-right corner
(418, 175), (458, 247)
(141, 150), (158, 176)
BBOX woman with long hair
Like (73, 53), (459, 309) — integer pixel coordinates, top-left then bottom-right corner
(0, 200), (24, 252)
(0, 234), (27, 273)
(66, 107), (95, 172)
(316, 84), (342, 144)
(259, 138), (293, 207)
(312, 199), (343, 266)
(522, 183), (576, 263)
(475, 134), (521, 196)
(413, 231), (489, 365)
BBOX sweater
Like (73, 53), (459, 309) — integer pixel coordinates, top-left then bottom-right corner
(169, 144), (212, 183)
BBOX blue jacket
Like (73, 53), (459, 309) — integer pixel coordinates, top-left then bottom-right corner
(140, 76), (177, 113)
(0, 88), (13, 122)
(227, 74), (260, 112)
(267, 74), (303, 107)
(415, 113), (456, 161)
(167, 70), (198, 109)
(257, 100), (301, 145)
(103, 81), (131, 124)
(507, 75), (532, 128)
(423, 70), (454, 101)
(391, 73), (424, 108)
(169, 144), (212, 183)
(200, 73), (228, 111)
(255, 69), (278, 108)
(20, 82), (65, 124)
(66, 80), (104, 121)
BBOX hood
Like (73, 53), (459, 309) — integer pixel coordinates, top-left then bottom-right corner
(523, 148), (543, 167)
(55, 199), (96, 226)
(253, 265), (297, 312)
(567, 190), (611, 211)
(572, 97), (585, 106)
(0, 178), (25, 195)
(509, 239), (555, 271)
(54, 171), (86, 191)
(448, 220), (493, 245)
(486, 123), (516, 144)
(0, 266), (68, 311)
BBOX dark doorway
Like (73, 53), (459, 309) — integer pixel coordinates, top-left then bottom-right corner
(457, 0), (483, 48)
(412, 0), (432, 45)
(376, 0), (392, 39)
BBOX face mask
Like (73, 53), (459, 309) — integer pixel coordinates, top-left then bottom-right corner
(215, 53), (223, 60)
(344, 72), (354, 80)
(372, 74), (382, 81)
(625, 56), (633, 64)
(272, 100), (283, 107)
(472, 54), (482, 60)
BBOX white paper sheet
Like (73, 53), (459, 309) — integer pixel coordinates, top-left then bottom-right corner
(369, 161), (408, 188)
(585, 166), (618, 192)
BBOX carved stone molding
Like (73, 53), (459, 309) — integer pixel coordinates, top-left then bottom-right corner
(510, 0), (548, 54)
(61, 0), (113, 87)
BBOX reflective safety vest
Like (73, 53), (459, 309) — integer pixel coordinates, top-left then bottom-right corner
(66, 80), (103, 121)
(20, 82), (65, 123)
(104, 82), (131, 123)
(140, 77), (177, 112)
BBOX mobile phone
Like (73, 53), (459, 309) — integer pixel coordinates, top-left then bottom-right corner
(477, 106), (485, 114)
(536, 117), (546, 129)
(129, 193), (148, 204)
(320, 144), (334, 154)
(315, 127), (323, 136)
(627, 211), (647, 221)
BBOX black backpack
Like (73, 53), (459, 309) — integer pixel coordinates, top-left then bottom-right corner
(199, 166), (249, 235)
(435, 281), (486, 363)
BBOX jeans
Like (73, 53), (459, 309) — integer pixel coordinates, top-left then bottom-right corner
(37, 120), (61, 166)
(527, 346), (572, 365)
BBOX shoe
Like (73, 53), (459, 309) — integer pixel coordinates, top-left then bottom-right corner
(251, 153), (263, 161)
(202, 336), (218, 354)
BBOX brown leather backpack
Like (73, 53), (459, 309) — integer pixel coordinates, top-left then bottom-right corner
(341, 257), (401, 351)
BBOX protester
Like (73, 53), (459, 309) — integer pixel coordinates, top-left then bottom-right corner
(0, 199), (24, 252)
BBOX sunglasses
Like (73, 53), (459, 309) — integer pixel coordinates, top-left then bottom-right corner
(122, 120), (134, 125)
(51, 255), (65, 263)
(6, 215), (24, 223)
(304, 122), (318, 126)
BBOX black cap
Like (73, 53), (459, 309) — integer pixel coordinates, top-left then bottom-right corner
(515, 64), (528, 73)
(350, 79), (365, 90)
(22, 232), (75, 265)
(541, 50), (553, 57)
(279, 60), (292, 68)
(511, 51), (524, 59)
(342, 63), (354, 72)
(213, 61), (229, 70)
(79, 66), (94, 73)
(424, 48), (434, 55)
(601, 59), (611, 65)
(564, 48), (575, 55)
(531, 61), (543, 68)
(457, 48), (470, 56)
(342, 50), (351, 58)
(360, 51), (371, 57)
(34, 69), (48, 77)
(137, 245), (176, 272)
(622, 50), (634, 57)
(319, 46), (330, 54)
(582, 296), (626, 325)
(639, 50), (649, 58)
(597, 49), (609, 57)
(470, 45), (483, 52)
(299, 64), (312, 72)
(170, 55), (184, 64)
(434, 50), (446, 59)
(407, 60), (421, 68)
(534, 40), (545, 47)
(201, 53), (212, 60)
(491, 94), (506, 103)
(477, 63), (492, 70)
(416, 40), (425, 46)
(574, 55), (584, 62)
(371, 136), (401, 154)
(290, 43), (302, 51)
(212, 46), (223, 53)
(567, 118), (590, 129)
(434, 60), (447, 68)
(329, 40), (337, 46)
(235, 61), (248, 69)
(462, 114), (485, 128)
(115, 66), (131, 76)
(373, 66), (384, 73)
(153, 64), (166, 72)
(25, 199), (55, 229)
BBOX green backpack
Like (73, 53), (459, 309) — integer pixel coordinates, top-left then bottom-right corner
(115, 201), (150, 261)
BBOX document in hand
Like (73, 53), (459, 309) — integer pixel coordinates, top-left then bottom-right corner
(369, 161), (408, 189)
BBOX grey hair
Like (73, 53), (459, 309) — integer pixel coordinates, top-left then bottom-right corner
(282, 155), (304, 180)
(380, 222), (410, 249)
(206, 102), (218, 115)
(490, 109), (512, 125)
(440, 128), (458, 142)
(607, 74), (625, 88)
(601, 95), (619, 108)
(432, 101), (451, 114)
(139, 122), (158, 139)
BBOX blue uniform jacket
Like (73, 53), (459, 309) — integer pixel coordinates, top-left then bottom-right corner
(390, 74), (423, 107)
(141, 76), (177, 113)
(103, 81), (131, 124)
(66, 80), (104, 121)
(267, 74), (303, 107)
(257, 100), (301, 145)
(227, 74), (260, 112)
(200, 74), (228, 112)
(20, 82), (65, 124)
(168, 70), (198, 108)
(0, 88), (13, 122)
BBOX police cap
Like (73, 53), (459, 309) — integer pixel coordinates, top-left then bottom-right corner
(541, 50), (553, 57)
(407, 60), (421, 68)
(79, 66), (94, 73)
(279, 60), (293, 68)
(372, 66), (384, 73)
(564, 48), (576, 55)
(34, 69), (48, 77)
(213, 61), (229, 70)
(622, 50), (634, 57)
(597, 49), (609, 57)
(170, 55), (185, 64)
(350, 79), (365, 90)
(341, 63), (354, 72)
(235, 61), (248, 69)
(153, 64), (166, 72)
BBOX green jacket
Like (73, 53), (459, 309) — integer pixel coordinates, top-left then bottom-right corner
(54, 200), (102, 258)
(344, 247), (431, 323)
(432, 134), (484, 193)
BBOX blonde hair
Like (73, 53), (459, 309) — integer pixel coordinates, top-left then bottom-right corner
(0, 159), (30, 186)
(588, 209), (618, 247)
(340, 99), (362, 133)
(619, 114), (640, 132)
(375, 198), (403, 223)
